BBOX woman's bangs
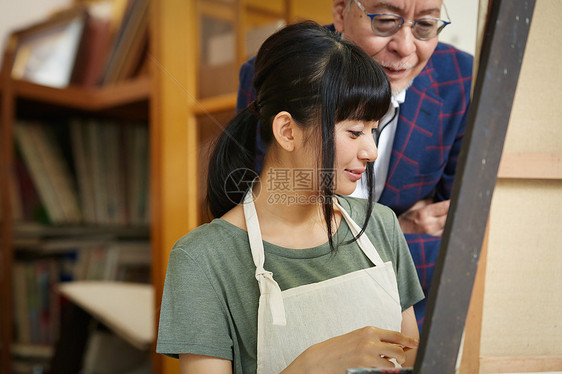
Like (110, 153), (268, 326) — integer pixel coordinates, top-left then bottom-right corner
(335, 88), (388, 123)
(335, 57), (391, 123)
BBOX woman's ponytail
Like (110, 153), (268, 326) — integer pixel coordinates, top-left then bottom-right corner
(206, 107), (258, 218)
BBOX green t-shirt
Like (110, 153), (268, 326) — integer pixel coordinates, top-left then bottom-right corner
(156, 196), (424, 373)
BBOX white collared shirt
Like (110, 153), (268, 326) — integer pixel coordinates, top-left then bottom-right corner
(349, 90), (406, 201)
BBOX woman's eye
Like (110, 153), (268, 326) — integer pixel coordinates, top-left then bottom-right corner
(349, 131), (363, 137)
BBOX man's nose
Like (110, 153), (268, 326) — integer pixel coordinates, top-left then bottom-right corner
(388, 23), (416, 56)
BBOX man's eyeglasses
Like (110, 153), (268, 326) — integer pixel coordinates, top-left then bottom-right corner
(353, 0), (451, 41)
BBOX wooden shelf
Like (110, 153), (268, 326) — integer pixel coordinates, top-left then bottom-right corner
(13, 223), (150, 239)
(497, 152), (562, 180)
(8, 76), (151, 111)
(193, 92), (237, 115)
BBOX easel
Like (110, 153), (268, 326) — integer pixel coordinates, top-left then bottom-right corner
(415, 0), (536, 372)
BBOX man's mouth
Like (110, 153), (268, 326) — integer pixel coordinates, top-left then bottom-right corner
(379, 61), (415, 76)
(384, 65), (405, 72)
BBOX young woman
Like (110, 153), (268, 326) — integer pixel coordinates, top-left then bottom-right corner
(156, 21), (424, 374)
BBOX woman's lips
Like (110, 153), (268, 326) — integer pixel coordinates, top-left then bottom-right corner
(345, 169), (365, 181)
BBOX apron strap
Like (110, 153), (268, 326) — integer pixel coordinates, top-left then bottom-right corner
(243, 190), (287, 326)
(333, 198), (385, 267)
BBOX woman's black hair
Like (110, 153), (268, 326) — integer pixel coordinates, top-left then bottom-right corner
(207, 21), (391, 249)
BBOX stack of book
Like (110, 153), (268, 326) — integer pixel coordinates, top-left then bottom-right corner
(71, 0), (150, 87)
(13, 120), (150, 226)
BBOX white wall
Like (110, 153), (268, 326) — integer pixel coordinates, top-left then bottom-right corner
(439, 1), (479, 55)
(0, 0), (72, 68)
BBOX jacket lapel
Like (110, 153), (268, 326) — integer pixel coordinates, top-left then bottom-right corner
(379, 63), (444, 210)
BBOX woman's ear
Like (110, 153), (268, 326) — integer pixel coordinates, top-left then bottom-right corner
(272, 111), (298, 152)
(332, 0), (347, 33)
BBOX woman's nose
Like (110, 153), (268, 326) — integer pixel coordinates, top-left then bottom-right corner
(359, 135), (378, 162)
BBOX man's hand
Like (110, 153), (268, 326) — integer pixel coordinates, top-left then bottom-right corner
(398, 199), (450, 236)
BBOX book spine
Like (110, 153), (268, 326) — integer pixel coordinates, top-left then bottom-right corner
(70, 119), (97, 224)
(14, 122), (62, 224)
(29, 123), (82, 224)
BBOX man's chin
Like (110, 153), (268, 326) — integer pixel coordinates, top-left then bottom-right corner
(391, 80), (413, 96)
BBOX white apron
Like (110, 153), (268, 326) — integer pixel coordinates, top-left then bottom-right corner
(242, 192), (403, 374)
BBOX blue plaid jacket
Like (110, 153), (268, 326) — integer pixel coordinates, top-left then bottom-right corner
(236, 40), (473, 329)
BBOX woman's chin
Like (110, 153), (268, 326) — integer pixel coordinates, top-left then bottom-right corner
(334, 184), (357, 197)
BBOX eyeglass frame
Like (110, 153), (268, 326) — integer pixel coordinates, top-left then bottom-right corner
(352, 0), (452, 41)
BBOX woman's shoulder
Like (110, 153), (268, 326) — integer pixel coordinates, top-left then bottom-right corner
(171, 218), (247, 259)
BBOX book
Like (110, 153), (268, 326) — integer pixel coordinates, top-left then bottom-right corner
(127, 123), (149, 225)
(109, 241), (151, 283)
(102, 122), (126, 225)
(99, 0), (149, 85)
(13, 262), (31, 345)
(14, 119), (149, 227)
(14, 150), (47, 223)
(68, 119), (149, 225)
(67, 0), (142, 87)
(70, 118), (97, 224)
(14, 122), (63, 224)
(15, 121), (83, 224)
(86, 119), (110, 224)
(25, 262), (40, 344)
(28, 122), (82, 224)
(70, 3), (113, 87)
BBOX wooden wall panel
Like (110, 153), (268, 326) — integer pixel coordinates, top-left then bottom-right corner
(483, 180), (562, 357)
(502, 0), (562, 154)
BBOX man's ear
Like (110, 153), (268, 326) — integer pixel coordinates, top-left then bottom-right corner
(272, 111), (298, 152)
(332, 0), (347, 33)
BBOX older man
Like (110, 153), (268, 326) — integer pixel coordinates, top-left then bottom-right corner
(236, 0), (473, 329)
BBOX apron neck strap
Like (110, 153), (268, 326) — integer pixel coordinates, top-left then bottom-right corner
(242, 190), (385, 326)
(333, 198), (385, 267)
(243, 190), (267, 271)
(243, 190), (287, 325)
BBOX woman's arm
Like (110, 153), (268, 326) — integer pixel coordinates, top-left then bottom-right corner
(177, 310), (418, 374)
(400, 306), (419, 367)
(179, 353), (232, 374)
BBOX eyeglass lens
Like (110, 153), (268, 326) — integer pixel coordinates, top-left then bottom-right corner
(371, 14), (445, 40)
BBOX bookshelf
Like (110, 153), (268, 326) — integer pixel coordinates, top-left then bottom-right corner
(1, 0), (333, 373)
(0, 1), (152, 373)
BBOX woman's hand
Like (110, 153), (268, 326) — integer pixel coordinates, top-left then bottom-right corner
(282, 326), (419, 374)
